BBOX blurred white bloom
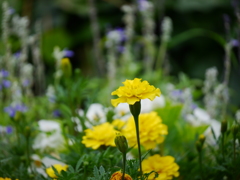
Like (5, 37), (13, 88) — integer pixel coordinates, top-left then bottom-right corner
(114, 103), (131, 120)
(141, 95), (166, 113)
(204, 119), (221, 146)
(30, 154), (66, 177)
(161, 16), (172, 42)
(105, 28), (126, 48)
(86, 103), (106, 124)
(186, 107), (221, 145)
(53, 46), (64, 67)
(38, 120), (61, 132)
(138, 0), (152, 11)
(33, 132), (65, 152)
(236, 110), (240, 123)
(46, 85), (55, 102)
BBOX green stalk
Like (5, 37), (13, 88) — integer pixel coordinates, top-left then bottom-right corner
(198, 151), (203, 180)
(222, 133), (225, 160)
(129, 101), (143, 180)
(134, 116), (143, 179)
(122, 153), (126, 180)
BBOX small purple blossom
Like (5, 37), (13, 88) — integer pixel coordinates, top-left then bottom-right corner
(4, 104), (28, 118)
(53, 109), (62, 117)
(14, 51), (21, 59)
(8, 8), (15, 15)
(170, 89), (183, 97)
(63, 49), (74, 58)
(230, 39), (239, 47)
(138, 0), (151, 11)
(6, 126), (13, 134)
(0, 69), (9, 77)
(2, 79), (11, 88)
(22, 79), (30, 87)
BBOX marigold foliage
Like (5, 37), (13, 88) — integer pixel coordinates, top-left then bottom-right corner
(123, 112), (168, 150)
(142, 154), (179, 180)
(111, 78), (161, 107)
(110, 171), (133, 180)
(82, 122), (118, 149)
(46, 164), (68, 178)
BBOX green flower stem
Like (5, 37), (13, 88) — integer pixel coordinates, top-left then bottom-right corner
(222, 133), (225, 160)
(233, 133), (236, 162)
(122, 152), (126, 180)
(129, 101), (143, 180)
(198, 151), (203, 180)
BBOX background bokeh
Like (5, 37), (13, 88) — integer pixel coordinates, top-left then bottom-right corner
(1, 0), (239, 106)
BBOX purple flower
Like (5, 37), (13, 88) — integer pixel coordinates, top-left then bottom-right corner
(2, 79), (11, 88)
(170, 89), (183, 97)
(14, 51), (21, 59)
(0, 69), (9, 77)
(22, 79), (30, 87)
(53, 109), (62, 117)
(8, 8), (15, 15)
(6, 126), (13, 134)
(63, 49), (74, 58)
(4, 104), (28, 118)
(230, 39), (239, 47)
(138, 0), (151, 11)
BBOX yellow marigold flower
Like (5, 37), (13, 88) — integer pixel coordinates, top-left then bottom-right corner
(0, 178), (12, 180)
(111, 78), (161, 107)
(123, 112), (168, 150)
(142, 154), (180, 180)
(46, 164), (68, 179)
(110, 171), (133, 180)
(82, 122), (118, 149)
(112, 119), (126, 130)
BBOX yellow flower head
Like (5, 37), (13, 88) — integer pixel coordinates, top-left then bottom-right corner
(46, 164), (68, 178)
(111, 78), (161, 107)
(0, 178), (12, 180)
(82, 122), (118, 149)
(142, 154), (180, 180)
(60, 58), (72, 78)
(123, 112), (168, 150)
(110, 171), (133, 180)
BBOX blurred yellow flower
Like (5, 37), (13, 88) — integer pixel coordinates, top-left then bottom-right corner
(142, 154), (179, 180)
(111, 78), (161, 107)
(110, 171), (133, 180)
(82, 122), (118, 149)
(123, 112), (168, 150)
(46, 164), (68, 179)
(60, 58), (72, 77)
(0, 178), (15, 180)
(112, 119), (126, 130)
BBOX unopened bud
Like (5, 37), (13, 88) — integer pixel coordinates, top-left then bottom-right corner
(115, 133), (128, 154)
(198, 134), (205, 144)
(232, 124), (239, 137)
(221, 120), (228, 134)
(60, 58), (72, 78)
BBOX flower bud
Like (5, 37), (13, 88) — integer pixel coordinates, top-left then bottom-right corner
(115, 133), (128, 154)
(60, 58), (72, 78)
(221, 120), (228, 134)
(231, 124), (239, 137)
(198, 134), (205, 144)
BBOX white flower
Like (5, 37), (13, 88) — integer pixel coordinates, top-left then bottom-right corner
(114, 103), (131, 120)
(33, 132), (65, 152)
(186, 108), (211, 126)
(30, 154), (66, 177)
(204, 119), (221, 145)
(185, 107), (221, 145)
(86, 103), (106, 124)
(141, 95), (166, 113)
(236, 110), (240, 123)
(38, 120), (61, 132)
